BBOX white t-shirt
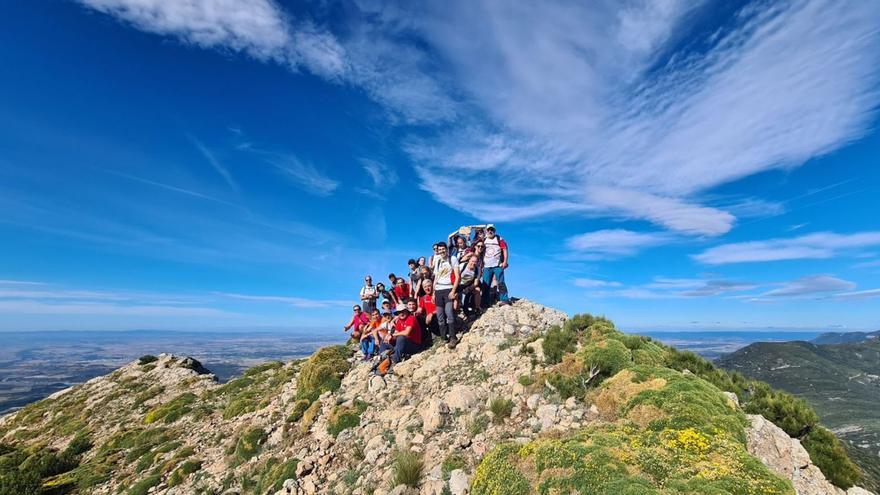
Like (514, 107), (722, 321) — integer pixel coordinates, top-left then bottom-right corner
(483, 236), (505, 268)
(432, 255), (459, 290)
(360, 285), (378, 300)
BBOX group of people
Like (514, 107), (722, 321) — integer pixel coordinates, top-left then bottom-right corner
(343, 224), (510, 365)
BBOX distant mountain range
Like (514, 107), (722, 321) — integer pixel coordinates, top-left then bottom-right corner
(812, 329), (880, 345)
(717, 333), (880, 492)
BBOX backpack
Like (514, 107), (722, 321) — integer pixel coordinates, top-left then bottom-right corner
(370, 349), (394, 376)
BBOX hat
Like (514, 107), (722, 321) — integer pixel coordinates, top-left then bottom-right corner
(486, 224), (496, 231)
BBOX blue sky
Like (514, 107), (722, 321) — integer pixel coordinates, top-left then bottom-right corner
(1, 0), (878, 332)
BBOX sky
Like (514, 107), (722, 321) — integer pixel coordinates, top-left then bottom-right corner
(0, 0), (878, 333)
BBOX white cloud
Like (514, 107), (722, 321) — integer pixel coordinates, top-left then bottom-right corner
(218, 292), (351, 308)
(832, 288), (880, 301)
(76, 0), (345, 77)
(573, 278), (622, 288)
(189, 136), (240, 193)
(760, 274), (855, 298)
(694, 231), (880, 264)
(566, 229), (671, 259)
(267, 154), (339, 196)
(589, 275), (757, 299)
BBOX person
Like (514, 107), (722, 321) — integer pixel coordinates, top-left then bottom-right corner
(393, 277), (410, 310)
(449, 235), (473, 265)
(380, 299), (397, 317)
(428, 243), (441, 267)
(343, 305), (370, 340)
(408, 259), (421, 297)
(376, 282), (397, 310)
(417, 278), (439, 337)
(431, 242), (461, 348)
(458, 252), (482, 316)
(360, 275), (378, 314)
(418, 256), (427, 267)
(387, 273), (398, 287)
(360, 309), (381, 359)
(374, 312), (395, 355)
(481, 225), (510, 305)
(391, 302), (423, 363)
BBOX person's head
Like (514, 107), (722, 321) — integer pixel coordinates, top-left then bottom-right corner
(432, 243), (440, 254)
(437, 243), (448, 258)
(456, 236), (467, 249)
(388, 273), (396, 283)
(399, 307), (411, 318)
(376, 282), (385, 292)
(405, 298), (418, 313)
(408, 259), (417, 269)
(486, 225), (497, 238)
(418, 256), (426, 266)
(422, 278), (434, 293)
(364, 275), (373, 286)
(395, 277), (407, 288)
(352, 304), (362, 313)
(419, 266), (432, 278)
(474, 240), (485, 253)
(467, 256), (478, 267)
(381, 300), (392, 311)
(371, 309), (380, 319)
(382, 312), (392, 320)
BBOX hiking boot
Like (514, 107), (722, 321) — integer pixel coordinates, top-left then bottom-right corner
(447, 337), (459, 349)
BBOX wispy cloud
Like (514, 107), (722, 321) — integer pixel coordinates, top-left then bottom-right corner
(832, 288), (880, 301)
(566, 229), (672, 259)
(587, 276), (758, 299)
(189, 136), (240, 193)
(759, 274), (855, 298)
(693, 231), (880, 264)
(268, 154), (338, 196)
(218, 292), (351, 309)
(573, 278), (622, 288)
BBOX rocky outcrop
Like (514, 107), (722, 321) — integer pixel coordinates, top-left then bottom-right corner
(0, 299), (873, 495)
(746, 414), (872, 495)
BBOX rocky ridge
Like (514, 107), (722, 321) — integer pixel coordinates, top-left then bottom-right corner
(0, 300), (873, 495)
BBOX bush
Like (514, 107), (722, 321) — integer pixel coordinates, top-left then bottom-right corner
(64, 432), (93, 456)
(392, 450), (423, 488)
(287, 399), (312, 423)
(127, 474), (161, 495)
(468, 415), (490, 437)
(580, 339), (632, 378)
(664, 348), (749, 397)
(542, 325), (577, 364)
(254, 458), (299, 494)
(168, 459), (202, 487)
(802, 426), (861, 489)
(0, 470), (41, 495)
(489, 397), (514, 424)
(517, 374), (535, 387)
(144, 393), (197, 424)
(233, 427), (267, 465)
(138, 355), (158, 365)
(296, 346), (350, 402)
(743, 382), (817, 437)
(442, 452), (468, 479)
(327, 400), (368, 437)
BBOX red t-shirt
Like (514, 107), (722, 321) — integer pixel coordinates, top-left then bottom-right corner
(419, 294), (437, 314)
(393, 283), (411, 300)
(394, 314), (422, 345)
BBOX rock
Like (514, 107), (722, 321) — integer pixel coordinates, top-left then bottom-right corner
(745, 414), (842, 495)
(445, 385), (478, 412)
(564, 397), (577, 410)
(448, 469), (471, 495)
(296, 460), (314, 477)
(526, 394), (541, 410)
(420, 400), (449, 434)
(722, 391), (739, 407)
(536, 404), (559, 429)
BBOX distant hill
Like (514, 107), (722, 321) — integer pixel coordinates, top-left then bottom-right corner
(812, 330), (880, 345)
(718, 339), (880, 492)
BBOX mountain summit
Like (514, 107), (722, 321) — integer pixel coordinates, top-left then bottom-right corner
(0, 300), (873, 495)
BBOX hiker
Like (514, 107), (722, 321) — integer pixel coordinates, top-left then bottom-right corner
(393, 277), (410, 311)
(360, 275), (378, 314)
(391, 302), (424, 363)
(481, 225), (509, 305)
(417, 278), (439, 337)
(417, 256), (427, 267)
(432, 242), (461, 348)
(376, 282), (397, 310)
(373, 311), (395, 354)
(343, 305), (370, 339)
(408, 259), (421, 297)
(458, 252), (482, 316)
(359, 309), (381, 359)
(380, 299), (397, 317)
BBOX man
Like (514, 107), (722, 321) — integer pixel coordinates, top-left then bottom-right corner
(407, 259), (421, 297)
(376, 282), (397, 310)
(393, 277), (411, 310)
(458, 250), (482, 315)
(391, 302), (423, 363)
(380, 299), (397, 317)
(481, 225), (510, 305)
(431, 242), (460, 348)
(417, 278), (439, 338)
(359, 275), (378, 314)
(343, 305), (370, 340)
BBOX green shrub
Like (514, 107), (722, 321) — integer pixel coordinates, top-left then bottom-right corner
(253, 458), (299, 494)
(127, 474), (161, 495)
(233, 428), (267, 466)
(138, 355), (158, 365)
(802, 426), (861, 489)
(168, 459), (202, 487)
(296, 346), (350, 402)
(287, 399), (312, 423)
(663, 348), (749, 398)
(580, 339), (632, 378)
(327, 400), (368, 437)
(64, 432), (93, 456)
(542, 325), (577, 364)
(441, 452), (467, 479)
(0, 469), (41, 495)
(468, 415), (491, 436)
(489, 397), (514, 424)
(517, 374), (535, 387)
(392, 450), (423, 488)
(471, 444), (529, 495)
(144, 393), (197, 424)
(19, 449), (78, 478)
(743, 382), (817, 437)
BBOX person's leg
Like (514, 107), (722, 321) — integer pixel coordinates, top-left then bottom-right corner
(444, 295), (457, 342)
(379, 342), (393, 355)
(434, 289), (450, 340)
(494, 267), (509, 302)
(481, 268), (497, 306)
